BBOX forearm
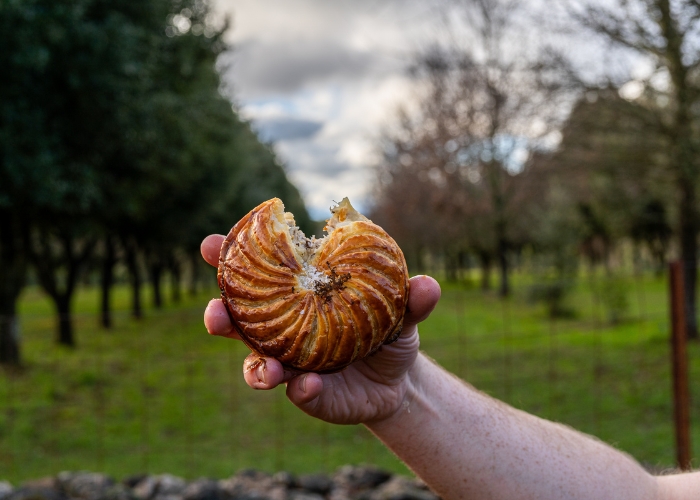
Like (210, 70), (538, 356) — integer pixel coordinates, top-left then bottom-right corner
(365, 353), (659, 500)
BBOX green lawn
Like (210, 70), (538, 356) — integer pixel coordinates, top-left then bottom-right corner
(1, 269), (698, 483)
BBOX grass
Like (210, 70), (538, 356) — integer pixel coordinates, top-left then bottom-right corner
(1, 267), (699, 483)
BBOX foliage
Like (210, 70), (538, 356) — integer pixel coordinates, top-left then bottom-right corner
(0, 0), (311, 360)
(599, 278), (630, 325)
(569, 0), (700, 337)
(527, 280), (576, 319)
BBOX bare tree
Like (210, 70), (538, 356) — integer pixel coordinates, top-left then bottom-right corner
(570, 0), (700, 337)
(374, 0), (572, 295)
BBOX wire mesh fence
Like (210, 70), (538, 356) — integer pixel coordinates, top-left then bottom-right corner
(1, 264), (698, 483)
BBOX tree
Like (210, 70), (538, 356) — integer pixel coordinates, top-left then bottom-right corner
(2, 0), (171, 346)
(571, 0), (700, 336)
(544, 89), (674, 273)
(374, 0), (571, 294)
(0, 0), (120, 352)
(0, 0), (314, 355)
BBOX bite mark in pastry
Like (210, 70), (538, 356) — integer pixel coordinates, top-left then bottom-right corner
(217, 197), (410, 373)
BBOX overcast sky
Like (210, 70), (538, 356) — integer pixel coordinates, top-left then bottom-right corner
(211, 0), (448, 219)
(210, 0), (634, 220)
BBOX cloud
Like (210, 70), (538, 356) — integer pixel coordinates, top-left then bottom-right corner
(276, 140), (348, 179)
(213, 0), (436, 218)
(223, 39), (379, 97)
(238, 74), (415, 218)
(274, 132), (373, 219)
(253, 117), (323, 142)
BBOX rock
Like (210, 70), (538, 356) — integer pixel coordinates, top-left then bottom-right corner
(132, 475), (186, 500)
(333, 466), (391, 491)
(132, 478), (158, 500)
(0, 482), (14, 500)
(122, 478), (146, 490)
(286, 492), (324, 500)
(216, 477), (243, 499)
(270, 473), (294, 489)
(182, 480), (219, 500)
(154, 475), (186, 497)
(7, 487), (64, 500)
(57, 472), (114, 499)
(11, 477), (62, 500)
(366, 477), (438, 500)
(296, 474), (332, 496)
(20, 479), (56, 491)
(218, 470), (275, 500)
(264, 485), (287, 500)
(97, 485), (136, 500)
(327, 490), (350, 500)
(8, 467), (433, 500)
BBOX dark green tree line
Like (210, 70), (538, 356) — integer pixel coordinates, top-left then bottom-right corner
(0, 0), (311, 364)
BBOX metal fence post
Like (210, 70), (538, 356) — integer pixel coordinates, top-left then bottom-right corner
(669, 261), (692, 471)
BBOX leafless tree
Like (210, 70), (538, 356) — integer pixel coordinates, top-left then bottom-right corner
(570, 0), (700, 337)
(373, 0), (573, 295)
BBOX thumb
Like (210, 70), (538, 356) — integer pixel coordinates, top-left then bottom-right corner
(403, 275), (441, 330)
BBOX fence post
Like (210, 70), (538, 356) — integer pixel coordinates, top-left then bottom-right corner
(669, 261), (692, 471)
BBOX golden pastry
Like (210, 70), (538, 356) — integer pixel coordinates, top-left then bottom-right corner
(218, 197), (410, 373)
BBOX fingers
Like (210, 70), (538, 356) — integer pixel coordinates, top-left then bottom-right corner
(201, 234), (225, 267)
(243, 353), (300, 390)
(242, 353), (324, 409)
(201, 235), (235, 338)
(403, 275), (441, 329)
(286, 372), (324, 406)
(204, 299), (240, 339)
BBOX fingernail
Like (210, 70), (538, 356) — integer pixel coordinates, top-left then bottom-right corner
(299, 374), (307, 393)
(245, 358), (267, 386)
(256, 363), (266, 384)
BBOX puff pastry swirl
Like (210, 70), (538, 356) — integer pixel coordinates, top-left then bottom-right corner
(218, 197), (410, 373)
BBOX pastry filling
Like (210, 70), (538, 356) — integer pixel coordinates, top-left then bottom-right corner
(298, 261), (329, 290)
(278, 198), (366, 293)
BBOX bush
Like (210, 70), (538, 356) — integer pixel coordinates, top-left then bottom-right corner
(528, 280), (576, 318)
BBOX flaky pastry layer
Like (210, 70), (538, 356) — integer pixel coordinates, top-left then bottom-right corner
(217, 198), (410, 372)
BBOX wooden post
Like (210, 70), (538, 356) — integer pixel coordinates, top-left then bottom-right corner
(669, 261), (692, 471)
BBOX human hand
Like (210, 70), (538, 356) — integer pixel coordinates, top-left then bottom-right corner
(201, 234), (441, 425)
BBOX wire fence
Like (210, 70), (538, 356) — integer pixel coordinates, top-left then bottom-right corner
(0, 264), (698, 483)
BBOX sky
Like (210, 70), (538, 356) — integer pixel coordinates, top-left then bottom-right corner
(212, 0), (444, 220)
(210, 0), (636, 221)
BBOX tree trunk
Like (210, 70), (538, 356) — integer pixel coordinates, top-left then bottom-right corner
(150, 261), (163, 309)
(55, 294), (75, 347)
(658, 0), (697, 338)
(445, 249), (459, 282)
(124, 240), (143, 319)
(0, 212), (26, 365)
(498, 238), (509, 298)
(170, 257), (181, 304)
(679, 183), (698, 339)
(0, 305), (20, 365)
(479, 253), (492, 291)
(489, 155), (509, 298)
(100, 235), (116, 329)
(29, 231), (93, 347)
(188, 251), (199, 297)
(0, 263), (23, 364)
(132, 270), (142, 319)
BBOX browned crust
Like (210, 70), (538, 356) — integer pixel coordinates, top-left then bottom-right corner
(218, 198), (410, 373)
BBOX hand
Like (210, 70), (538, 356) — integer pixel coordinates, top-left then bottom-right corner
(201, 234), (441, 425)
